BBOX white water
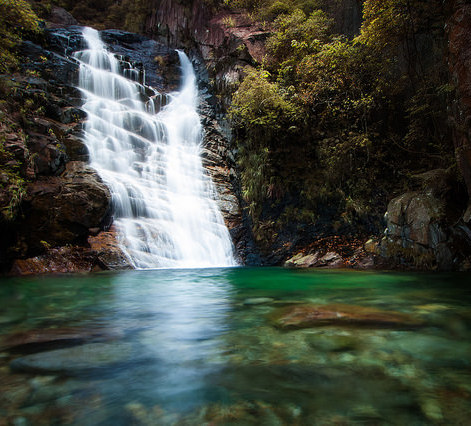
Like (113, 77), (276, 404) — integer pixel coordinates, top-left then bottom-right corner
(74, 27), (236, 268)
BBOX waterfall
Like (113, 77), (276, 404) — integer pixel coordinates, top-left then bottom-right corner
(74, 27), (236, 269)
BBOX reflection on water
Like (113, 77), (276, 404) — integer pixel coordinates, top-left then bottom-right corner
(110, 270), (234, 411)
(0, 268), (470, 424)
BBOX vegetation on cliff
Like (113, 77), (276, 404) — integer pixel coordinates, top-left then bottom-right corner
(0, 0), (41, 72)
(228, 0), (455, 252)
(0, 0), (42, 225)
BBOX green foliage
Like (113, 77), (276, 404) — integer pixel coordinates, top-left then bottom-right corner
(230, 68), (300, 215)
(229, 0), (452, 239)
(0, 0), (41, 72)
(359, 0), (444, 51)
(223, 0), (269, 10)
(230, 68), (299, 138)
(266, 9), (332, 65)
(223, 0), (323, 20)
(0, 131), (27, 222)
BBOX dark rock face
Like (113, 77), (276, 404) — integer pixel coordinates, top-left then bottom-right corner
(145, 1), (268, 113)
(448, 1), (471, 218)
(18, 161), (111, 252)
(1, 25), (249, 272)
(101, 29), (180, 91)
(320, 0), (363, 38)
(199, 98), (257, 264)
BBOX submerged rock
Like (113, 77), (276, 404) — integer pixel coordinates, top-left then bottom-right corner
(270, 304), (422, 330)
(0, 327), (123, 352)
(10, 342), (140, 375)
(305, 332), (358, 352)
(243, 297), (275, 306)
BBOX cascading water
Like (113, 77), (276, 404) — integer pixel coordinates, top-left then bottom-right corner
(74, 27), (236, 268)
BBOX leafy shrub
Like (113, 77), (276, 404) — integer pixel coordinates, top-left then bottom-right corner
(0, 0), (41, 72)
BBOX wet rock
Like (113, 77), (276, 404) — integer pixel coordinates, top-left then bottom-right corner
(62, 133), (89, 162)
(10, 342), (139, 374)
(101, 29), (180, 92)
(318, 252), (344, 267)
(10, 246), (96, 275)
(27, 131), (68, 176)
(88, 226), (133, 270)
(382, 334), (471, 368)
(0, 327), (123, 352)
(0, 374), (32, 412)
(271, 304), (422, 330)
(17, 161), (111, 254)
(419, 397), (443, 422)
(364, 239), (380, 254)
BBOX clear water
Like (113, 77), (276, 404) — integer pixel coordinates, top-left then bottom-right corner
(0, 268), (470, 424)
(74, 28), (236, 268)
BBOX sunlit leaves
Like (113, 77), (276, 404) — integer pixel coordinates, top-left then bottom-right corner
(0, 0), (41, 71)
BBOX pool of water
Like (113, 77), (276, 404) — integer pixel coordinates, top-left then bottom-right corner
(0, 268), (470, 424)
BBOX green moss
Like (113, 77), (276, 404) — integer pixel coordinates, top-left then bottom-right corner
(0, 0), (41, 72)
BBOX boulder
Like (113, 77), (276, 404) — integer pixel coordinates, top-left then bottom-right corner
(284, 251), (344, 268)
(384, 191), (446, 248)
(88, 226), (133, 270)
(380, 188), (471, 269)
(284, 253), (319, 268)
(47, 6), (78, 28)
(270, 304), (423, 330)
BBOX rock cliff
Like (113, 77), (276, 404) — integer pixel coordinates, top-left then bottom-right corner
(2, 26), (215, 273)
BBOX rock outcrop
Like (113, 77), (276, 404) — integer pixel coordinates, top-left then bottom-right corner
(18, 161), (112, 253)
(379, 170), (471, 270)
(0, 26), (192, 273)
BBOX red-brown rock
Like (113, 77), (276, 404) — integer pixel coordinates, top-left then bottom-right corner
(271, 304), (422, 330)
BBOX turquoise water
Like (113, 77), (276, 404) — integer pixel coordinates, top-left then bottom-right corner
(0, 268), (470, 424)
